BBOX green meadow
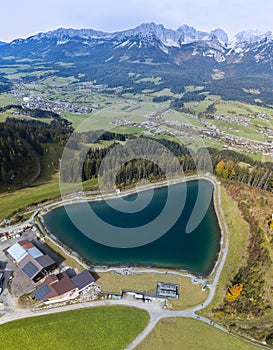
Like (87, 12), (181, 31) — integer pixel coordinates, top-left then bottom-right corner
(0, 306), (149, 350)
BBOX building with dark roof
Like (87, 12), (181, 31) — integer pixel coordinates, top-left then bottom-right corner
(35, 255), (56, 269)
(34, 270), (95, 303)
(19, 255), (43, 281)
(71, 270), (95, 292)
(51, 272), (76, 296)
(7, 239), (57, 282)
(34, 272), (77, 302)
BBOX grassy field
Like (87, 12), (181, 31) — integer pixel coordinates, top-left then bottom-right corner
(97, 272), (208, 310)
(0, 142), (66, 220)
(136, 318), (260, 350)
(35, 143), (64, 184)
(111, 125), (145, 134)
(0, 173), (98, 221)
(184, 85), (205, 93)
(135, 77), (162, 85)
(65, 100), (164, 132)
(163, 109), (202, 127)
(149, 88), (178, 97)
(0, 93), (20, 107)
(184, 99), (212, 114)
(0, 174), (61, 219)
(0, 306), (149, 350)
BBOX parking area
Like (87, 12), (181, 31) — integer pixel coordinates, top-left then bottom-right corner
(11, 269), (37, 297)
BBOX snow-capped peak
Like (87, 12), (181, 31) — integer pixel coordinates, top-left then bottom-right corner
(235, 29), (273, 44)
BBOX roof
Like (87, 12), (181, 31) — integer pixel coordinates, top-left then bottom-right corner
(52, 272), (76, 296)
(35, 254), (56, 268)
(156, 282), (179, 299)
(71, 270), (95, 291)
(7, 243), (28, 263)
(34, 285), (53, 301)
(157, 282), (178, 291)
(8, 239), (57, 281)
(22, 261), (40, 279)
(44, 274), (58, 284)
(19, 239), (34, 250)
(34, 272), (76, 301)
(19, 255), (43, 279)
(157, 289), (177, 298)
(33, 271), (96, 302)
(27, 247), (43, 259)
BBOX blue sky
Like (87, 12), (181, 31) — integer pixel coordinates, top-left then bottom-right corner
(1, 0), (273, 42)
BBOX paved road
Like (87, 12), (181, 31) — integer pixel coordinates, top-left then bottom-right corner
(0, 297), (162, 325)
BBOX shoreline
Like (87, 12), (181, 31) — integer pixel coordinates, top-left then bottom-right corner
(38, 173), (225, 279)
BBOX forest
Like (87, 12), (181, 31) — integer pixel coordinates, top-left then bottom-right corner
(0, 75), (12, 93)
(171, 90), (206, 110)
(62, 133), (273, 193)
(0, 105), (60, 119)
(0, 117), (72, 185)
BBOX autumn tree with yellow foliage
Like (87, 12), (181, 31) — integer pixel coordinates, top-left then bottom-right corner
(226, 284), (243, 302)
(215, 160), (235, 179)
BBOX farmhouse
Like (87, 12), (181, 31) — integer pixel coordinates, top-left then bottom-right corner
(6, 239), (56, 282)
(34, 272), (77, 302)
(34, 270), (95, 303)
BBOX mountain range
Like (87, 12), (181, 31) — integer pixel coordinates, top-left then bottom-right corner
(1, 23), (273, 104)
(5, 22), (273, 62)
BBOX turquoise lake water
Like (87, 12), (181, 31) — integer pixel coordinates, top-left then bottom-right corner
(43, 179), (221, 276)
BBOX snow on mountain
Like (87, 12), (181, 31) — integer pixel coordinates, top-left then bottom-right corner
(6, 23), (273, 65)
(10, 22), (229, 49)
(235, 29), (273, 44)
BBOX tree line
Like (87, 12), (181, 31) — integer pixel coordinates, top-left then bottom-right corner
(0, 105), (60, 119)
(61, 135), (273, 194)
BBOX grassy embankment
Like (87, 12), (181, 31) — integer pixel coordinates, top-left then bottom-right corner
(0, 306), (149, 350)
(200, 184), (250, 311)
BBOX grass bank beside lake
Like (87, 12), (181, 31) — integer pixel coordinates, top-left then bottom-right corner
(200, 184), (251, 313)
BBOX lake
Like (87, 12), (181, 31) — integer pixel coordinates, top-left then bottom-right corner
(43, 179), (221, 276)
